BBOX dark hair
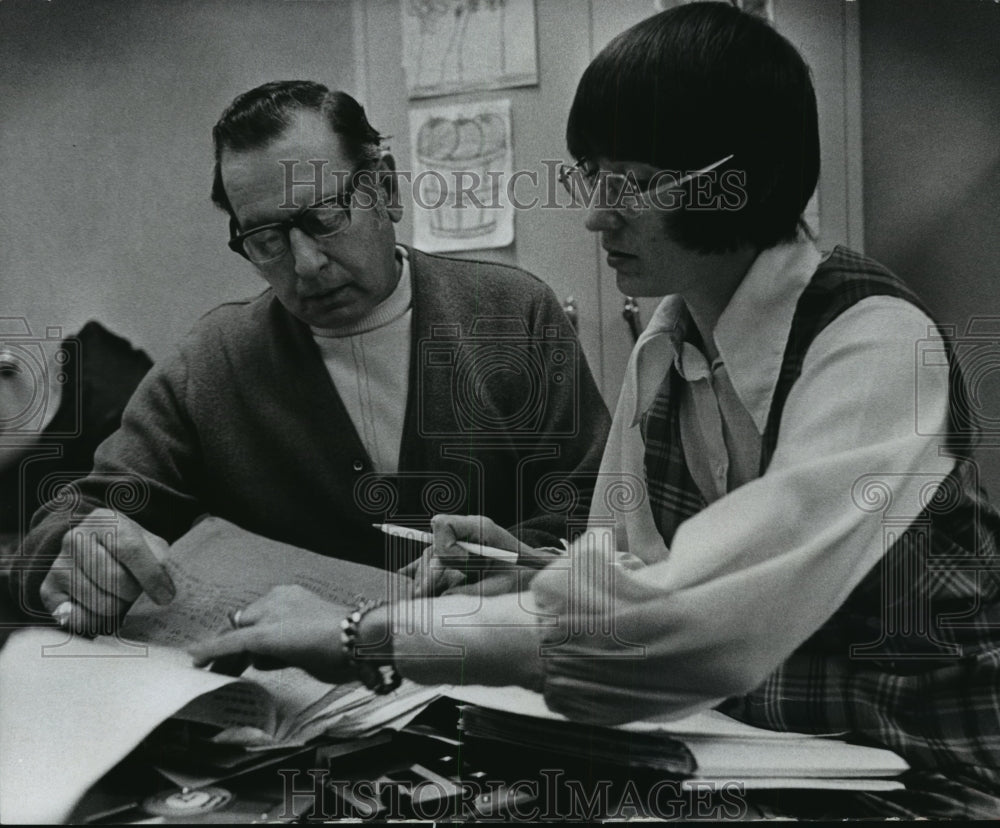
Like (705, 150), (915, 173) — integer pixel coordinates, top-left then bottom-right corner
(210, 80), (384, 221)
(566, 2), (819, 253)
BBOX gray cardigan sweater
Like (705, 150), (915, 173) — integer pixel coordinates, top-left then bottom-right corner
(14, 248), (610, 612)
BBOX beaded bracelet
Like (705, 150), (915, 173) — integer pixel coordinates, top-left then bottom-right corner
(340, 599), (402, 695)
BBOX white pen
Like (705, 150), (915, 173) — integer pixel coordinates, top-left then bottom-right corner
(372, 522), (520, 563)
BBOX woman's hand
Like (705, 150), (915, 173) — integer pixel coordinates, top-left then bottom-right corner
(399, 514), (530, 598)
(189, 585), (353, 684)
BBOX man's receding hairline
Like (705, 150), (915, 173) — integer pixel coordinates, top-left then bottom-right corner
(218, 111), (354, 169)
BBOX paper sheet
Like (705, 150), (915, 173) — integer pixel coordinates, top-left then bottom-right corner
(680, 777), (905, 792)
(170, 679), (277, 735)
(0, 629), (239, 825)
(121, 516), (407, 647)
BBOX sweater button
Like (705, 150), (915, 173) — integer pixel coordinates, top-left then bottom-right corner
(352, 460), (365, 472)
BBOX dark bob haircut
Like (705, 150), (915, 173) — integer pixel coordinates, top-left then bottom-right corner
(210, 80), (383, 223)
(566, 2), (819, 253)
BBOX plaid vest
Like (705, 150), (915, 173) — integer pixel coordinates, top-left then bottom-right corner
(641, 247), (1000, 776)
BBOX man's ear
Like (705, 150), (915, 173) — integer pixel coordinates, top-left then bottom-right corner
(375, 153), (403, 224)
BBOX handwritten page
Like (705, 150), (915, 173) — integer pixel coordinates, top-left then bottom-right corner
(122, 516), (408, 647)
(168, 679), (278, 735)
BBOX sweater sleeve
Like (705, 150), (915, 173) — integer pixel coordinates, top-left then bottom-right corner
(11, 345), (205, 615)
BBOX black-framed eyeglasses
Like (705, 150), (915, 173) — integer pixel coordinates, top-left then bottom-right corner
(557, 154), (734, 215)
(227, 169), (371, 264)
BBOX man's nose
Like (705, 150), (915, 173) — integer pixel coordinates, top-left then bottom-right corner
(289, 227), (328, 277)
(584, 204), (624, 234)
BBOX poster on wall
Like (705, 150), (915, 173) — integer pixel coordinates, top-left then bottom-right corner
(408, 98), (514, 253)
(736, 0), (773, 22)
(401, 0), (538, 99)
(669, 0), (773, 22)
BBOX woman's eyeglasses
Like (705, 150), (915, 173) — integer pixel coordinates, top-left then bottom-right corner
(557, 154), (734, 216)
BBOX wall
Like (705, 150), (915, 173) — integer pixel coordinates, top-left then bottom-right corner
(860, 0), (1000, 494)
(0, 0), (358, 360)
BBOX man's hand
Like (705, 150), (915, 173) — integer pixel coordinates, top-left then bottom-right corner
(38, 508), (175, 635)
(189, 585), (353, 684)
(398, 514), (529, 598)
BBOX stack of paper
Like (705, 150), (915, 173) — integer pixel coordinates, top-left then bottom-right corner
(445, 685), (910, 791)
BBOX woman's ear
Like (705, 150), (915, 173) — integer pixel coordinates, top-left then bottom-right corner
(374, 153), (403, 224)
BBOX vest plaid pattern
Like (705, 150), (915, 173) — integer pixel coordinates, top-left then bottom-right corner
(640, 363), (706, 544)
(641, 247), (1000, 816)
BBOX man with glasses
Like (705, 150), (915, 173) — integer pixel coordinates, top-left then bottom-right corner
(11, 80), (610, 632)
